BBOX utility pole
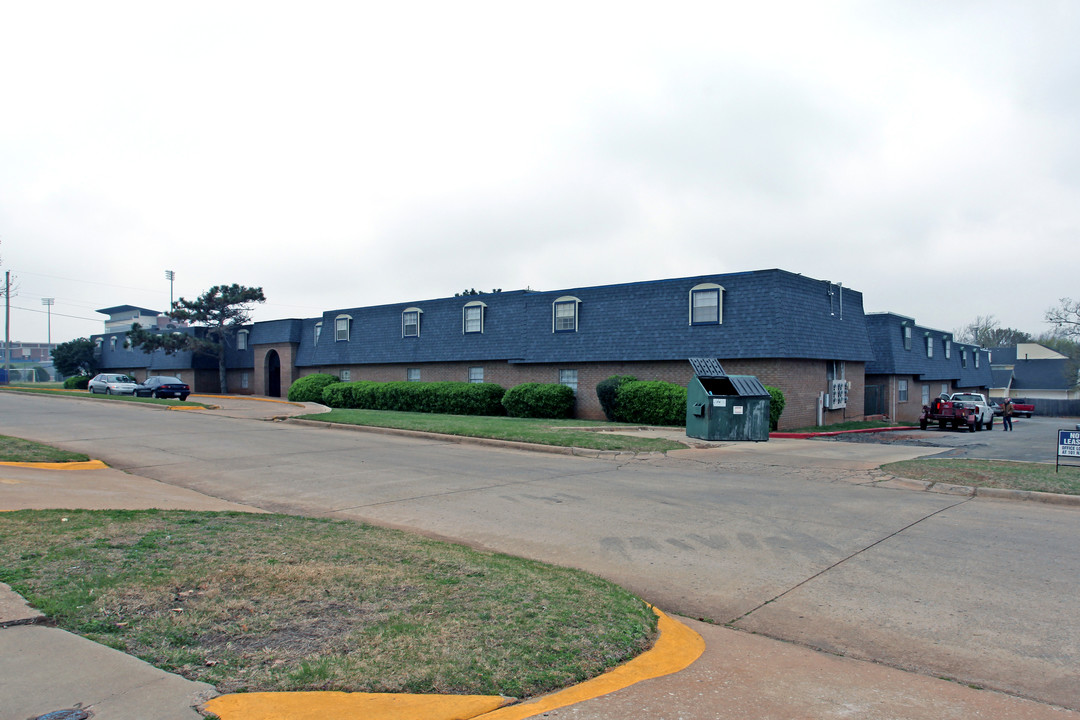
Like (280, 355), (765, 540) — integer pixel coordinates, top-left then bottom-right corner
(42, 298), (54, 347)
(165, 270), (175, 310)
(4, 270), (10, 385)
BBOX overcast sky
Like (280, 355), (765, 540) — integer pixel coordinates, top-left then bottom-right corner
(2, 2), (1077, 346)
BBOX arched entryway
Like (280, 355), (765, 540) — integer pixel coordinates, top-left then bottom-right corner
(265, 350), (281, 397)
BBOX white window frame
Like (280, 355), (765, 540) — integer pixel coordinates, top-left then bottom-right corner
(898, 379), (909, 402)
(944, 338), (951, 359)
(407, 368), (421, 382)
(340, 369), (351, 382)
(335, 314), (352, 342)
(559, 369), (579, 393)
(552, 296), (580, 333)
(922, 384), (930, 405)
(926, 334), (933, 358)
(241, 372), (250, 389)
(961, 349), (968, 368)
(975, 351), (980, 368)
(469, 367), (484, 383)
(110, 336), (117, 351)
(903, 325), (912, 350)
(314, 322), (322, 345)
(237, 329), (249, 350)
(689, 283), (723, 325)
(402, 308), (422, 338)
(463, 301), (486, 334)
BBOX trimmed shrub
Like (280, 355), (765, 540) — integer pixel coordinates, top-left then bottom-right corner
(502, 383), (576, 419)
(614, 381), (687, 426)
(765, 385), (786, 431)
(320, 380), (506, 416)
(64, 375), (90, 389)
(287, 373), (339, 403)
(595, 375), (637, 422)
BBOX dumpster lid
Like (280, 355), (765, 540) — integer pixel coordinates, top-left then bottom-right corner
(727, 375), (770, 397)
(689, 358), (727, 378)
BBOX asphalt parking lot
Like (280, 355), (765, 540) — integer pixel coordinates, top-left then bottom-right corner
(821, 414), (1079, 463)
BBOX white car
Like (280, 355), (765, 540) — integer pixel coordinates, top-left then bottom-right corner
(947, 392), (995, 429)
(87, 373), (139, 395)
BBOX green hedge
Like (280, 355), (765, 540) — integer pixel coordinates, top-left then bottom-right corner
(595, 375), (637, 422)
(614, 381), (687, 426)
(321, 381), (506, 416)
(765, 385), (785, 431)
(287, 373), (340, 403)
(64, 375), (90, 389)
(501, 383), (576, 419)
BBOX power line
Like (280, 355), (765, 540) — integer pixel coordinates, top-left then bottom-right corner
(11, 304), (101, 322)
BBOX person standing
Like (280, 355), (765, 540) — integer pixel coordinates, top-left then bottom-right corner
(1002, 398), (1014, 431)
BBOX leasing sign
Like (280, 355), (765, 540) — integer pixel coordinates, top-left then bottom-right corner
(1058, 429), (1080, 472)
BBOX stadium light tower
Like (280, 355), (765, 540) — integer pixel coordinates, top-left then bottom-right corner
(165, 270), (175, 309)
(41, 298), (54, 346)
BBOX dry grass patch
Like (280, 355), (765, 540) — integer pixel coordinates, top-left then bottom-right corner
(0, 510), (656, 697)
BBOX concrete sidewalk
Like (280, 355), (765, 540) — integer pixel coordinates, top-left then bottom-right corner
(3, 396), (1078, 719)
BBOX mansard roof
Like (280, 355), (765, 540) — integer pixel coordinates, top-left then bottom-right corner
(864, 313), (993, 388)
(299, 269), (875, 368)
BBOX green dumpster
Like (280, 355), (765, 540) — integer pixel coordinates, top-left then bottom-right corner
(685, 358), (771, 442)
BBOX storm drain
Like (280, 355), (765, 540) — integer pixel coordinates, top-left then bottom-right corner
(30, 709), (91, 720)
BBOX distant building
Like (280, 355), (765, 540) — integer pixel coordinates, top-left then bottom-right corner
(96, 305), (182, 333)
(989, 344), (1079, 401)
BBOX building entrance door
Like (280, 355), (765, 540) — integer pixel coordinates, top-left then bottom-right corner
(266, 350), (281, 397)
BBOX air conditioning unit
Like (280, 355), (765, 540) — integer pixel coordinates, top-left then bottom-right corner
(826, 379), (848, 409)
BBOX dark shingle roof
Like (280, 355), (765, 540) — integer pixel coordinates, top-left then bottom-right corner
(864, 313), (993, 388)
(1011, 359), (1075, 391)
(299, 269), (875, 368)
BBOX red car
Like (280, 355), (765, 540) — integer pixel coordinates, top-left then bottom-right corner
(133, 376), (191, 400)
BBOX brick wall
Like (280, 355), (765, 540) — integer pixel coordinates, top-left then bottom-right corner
(297, 357), (866, 429)
(253, 343), (300, 397)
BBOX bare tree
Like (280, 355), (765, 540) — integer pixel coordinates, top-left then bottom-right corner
(1045, 298), (1080, 340)
(955, 315), (1030, 348)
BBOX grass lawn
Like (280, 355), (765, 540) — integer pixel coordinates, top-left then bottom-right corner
(0, 434), (90, 463)
(302, 409), (686, 452)
(883, 458), (1080, 496)
(0, 509), (657, 697)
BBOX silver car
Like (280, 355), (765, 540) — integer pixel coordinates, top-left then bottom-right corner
(87, 373), (139, 395)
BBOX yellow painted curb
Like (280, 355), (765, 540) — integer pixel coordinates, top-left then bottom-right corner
(204, 692), (510, 720)
(203, 607), (703, 720)
(476, 608), (703, 719)
(0, 460), (108, 470)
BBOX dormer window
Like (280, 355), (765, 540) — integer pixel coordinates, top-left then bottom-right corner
(944, 338), (951, 359)
(689, 283), (724, 325)
(463, 301), (486, 334)
(314, 322), (322, 345)
(552, 296), (580, 332)
(975, 351), (980, 369)
(237, 329), (249, 350)
(335, 314), (352, 341)
(109, 336), (117, 351)
(926, 334), (933, 358)
(962, 349), (968, 368)
(903, 325), (912, 350)
(402, 308), (422, 338)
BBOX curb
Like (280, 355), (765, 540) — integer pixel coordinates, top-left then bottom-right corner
(203, 607), (705, 720)
(877, 476), (1080, 507)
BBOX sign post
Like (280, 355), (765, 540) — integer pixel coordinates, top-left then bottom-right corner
(1057, 429), (1080, 473)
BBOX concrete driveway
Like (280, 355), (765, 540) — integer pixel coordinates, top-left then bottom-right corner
(2, 392), (1078, 712)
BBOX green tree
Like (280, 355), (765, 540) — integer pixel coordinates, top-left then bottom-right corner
(128, 284), (266, 393)
(50, 338), (98, 378)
